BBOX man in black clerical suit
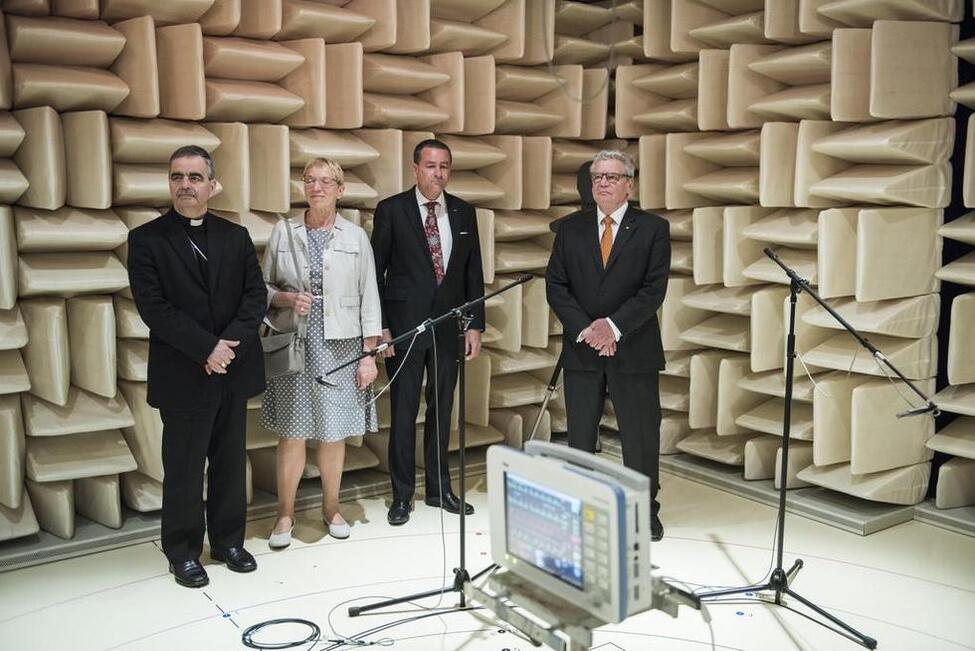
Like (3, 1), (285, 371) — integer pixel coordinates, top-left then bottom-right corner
(371, 139), (485, 525)
(127, 146), (267, 587)
(546, 149), (671, 541)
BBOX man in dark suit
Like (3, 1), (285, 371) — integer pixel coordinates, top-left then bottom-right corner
(127, 146), (267, 587)
(546, 149), (670, 541)
(372, 139), (485, 525)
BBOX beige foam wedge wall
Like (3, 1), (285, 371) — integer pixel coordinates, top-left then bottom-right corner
(0, 1), (968, 545)
(928, 28), (975, 512)
(636, 0), (966, 511)
(0, 0), (599, 543)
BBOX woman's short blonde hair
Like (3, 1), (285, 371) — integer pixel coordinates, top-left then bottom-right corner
(302, 158), (344, 185)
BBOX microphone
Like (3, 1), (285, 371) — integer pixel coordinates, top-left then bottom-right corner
(896, 402), (940, 418)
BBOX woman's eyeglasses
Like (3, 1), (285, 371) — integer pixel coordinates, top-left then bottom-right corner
(303, 177), (340, 188)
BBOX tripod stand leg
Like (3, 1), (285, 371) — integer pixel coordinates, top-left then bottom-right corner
(784, 559), (803, 584)
(470, 563), (498, 582)
(697, 582), (770, 600)
(347, 564), (498, 617)
(349, 585), (456, 617)
(784, 588), (877, 649)
(527, 354), (562, 446)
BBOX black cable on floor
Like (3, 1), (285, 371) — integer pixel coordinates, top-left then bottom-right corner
(320, 605), (481, 650)
(241, 618), (321, 649)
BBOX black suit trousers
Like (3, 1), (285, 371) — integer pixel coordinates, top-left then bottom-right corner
(564, 368), (661, 513)
(159, 386), (248, 563)
(384, 331), (458, 502)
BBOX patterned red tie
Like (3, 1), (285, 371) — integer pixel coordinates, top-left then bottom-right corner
(424, 201), (445, 284)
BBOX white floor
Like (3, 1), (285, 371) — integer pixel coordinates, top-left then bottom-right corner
(1, 473), (974, 651)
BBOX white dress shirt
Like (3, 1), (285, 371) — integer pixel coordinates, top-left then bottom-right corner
(416, 188), (453, 269)
(576, 203), (627, 343)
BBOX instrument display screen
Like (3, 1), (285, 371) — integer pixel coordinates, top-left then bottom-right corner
(504, 471), (584, 589)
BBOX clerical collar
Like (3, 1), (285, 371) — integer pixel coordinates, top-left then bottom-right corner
(175, 210), (207, 228)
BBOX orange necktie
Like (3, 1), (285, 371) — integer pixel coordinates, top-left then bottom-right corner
(600, 215), (614, 267)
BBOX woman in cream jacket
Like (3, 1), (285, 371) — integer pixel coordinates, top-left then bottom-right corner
(261, 158), (381, 547)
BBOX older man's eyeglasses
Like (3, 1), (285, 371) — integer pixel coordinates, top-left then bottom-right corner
(303, 177), (339, 188)
(590, 172), (633, 184)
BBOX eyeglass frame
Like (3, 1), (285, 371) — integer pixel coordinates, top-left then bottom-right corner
(590, 172), (634, 184)
(302, 176), (341, 188)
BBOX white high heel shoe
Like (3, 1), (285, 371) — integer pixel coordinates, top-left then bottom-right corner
(268, 518), (294, 549)
(325, 513), (350, 539)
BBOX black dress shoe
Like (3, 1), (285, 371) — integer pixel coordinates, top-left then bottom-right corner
(425, 492), (474, 515)
(387, 500), (412, 526)
(651, 514), (664, 542)
(211, 546), (257, 573)
(169, 559), (209, 588)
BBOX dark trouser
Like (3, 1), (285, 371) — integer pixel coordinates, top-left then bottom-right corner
(385, 334), (458, 502)
(564, 368), (661, 514)
(159, 388), (248, 563)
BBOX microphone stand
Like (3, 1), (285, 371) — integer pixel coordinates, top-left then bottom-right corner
(695, 249), (938, 650)
(525, 354), (562, 445)
(319, 274), (533, 616)
(522, 353), (602, 453)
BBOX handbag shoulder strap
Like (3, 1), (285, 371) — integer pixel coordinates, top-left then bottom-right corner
(281, 215), (308, 338)
(282, 216), (306, 292)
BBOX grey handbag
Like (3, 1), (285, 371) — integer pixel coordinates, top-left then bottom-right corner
(261, 217), (308, 380)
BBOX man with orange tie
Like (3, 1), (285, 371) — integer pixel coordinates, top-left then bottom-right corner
(546, 150), (671, 541)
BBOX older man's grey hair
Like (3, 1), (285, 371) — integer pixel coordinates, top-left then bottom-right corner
(592, 150), (635, 178)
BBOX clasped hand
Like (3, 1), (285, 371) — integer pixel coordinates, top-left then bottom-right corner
(205, 339), (239, 375)
(580, 318), (617, 357)
(292, 291), (313, 316)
